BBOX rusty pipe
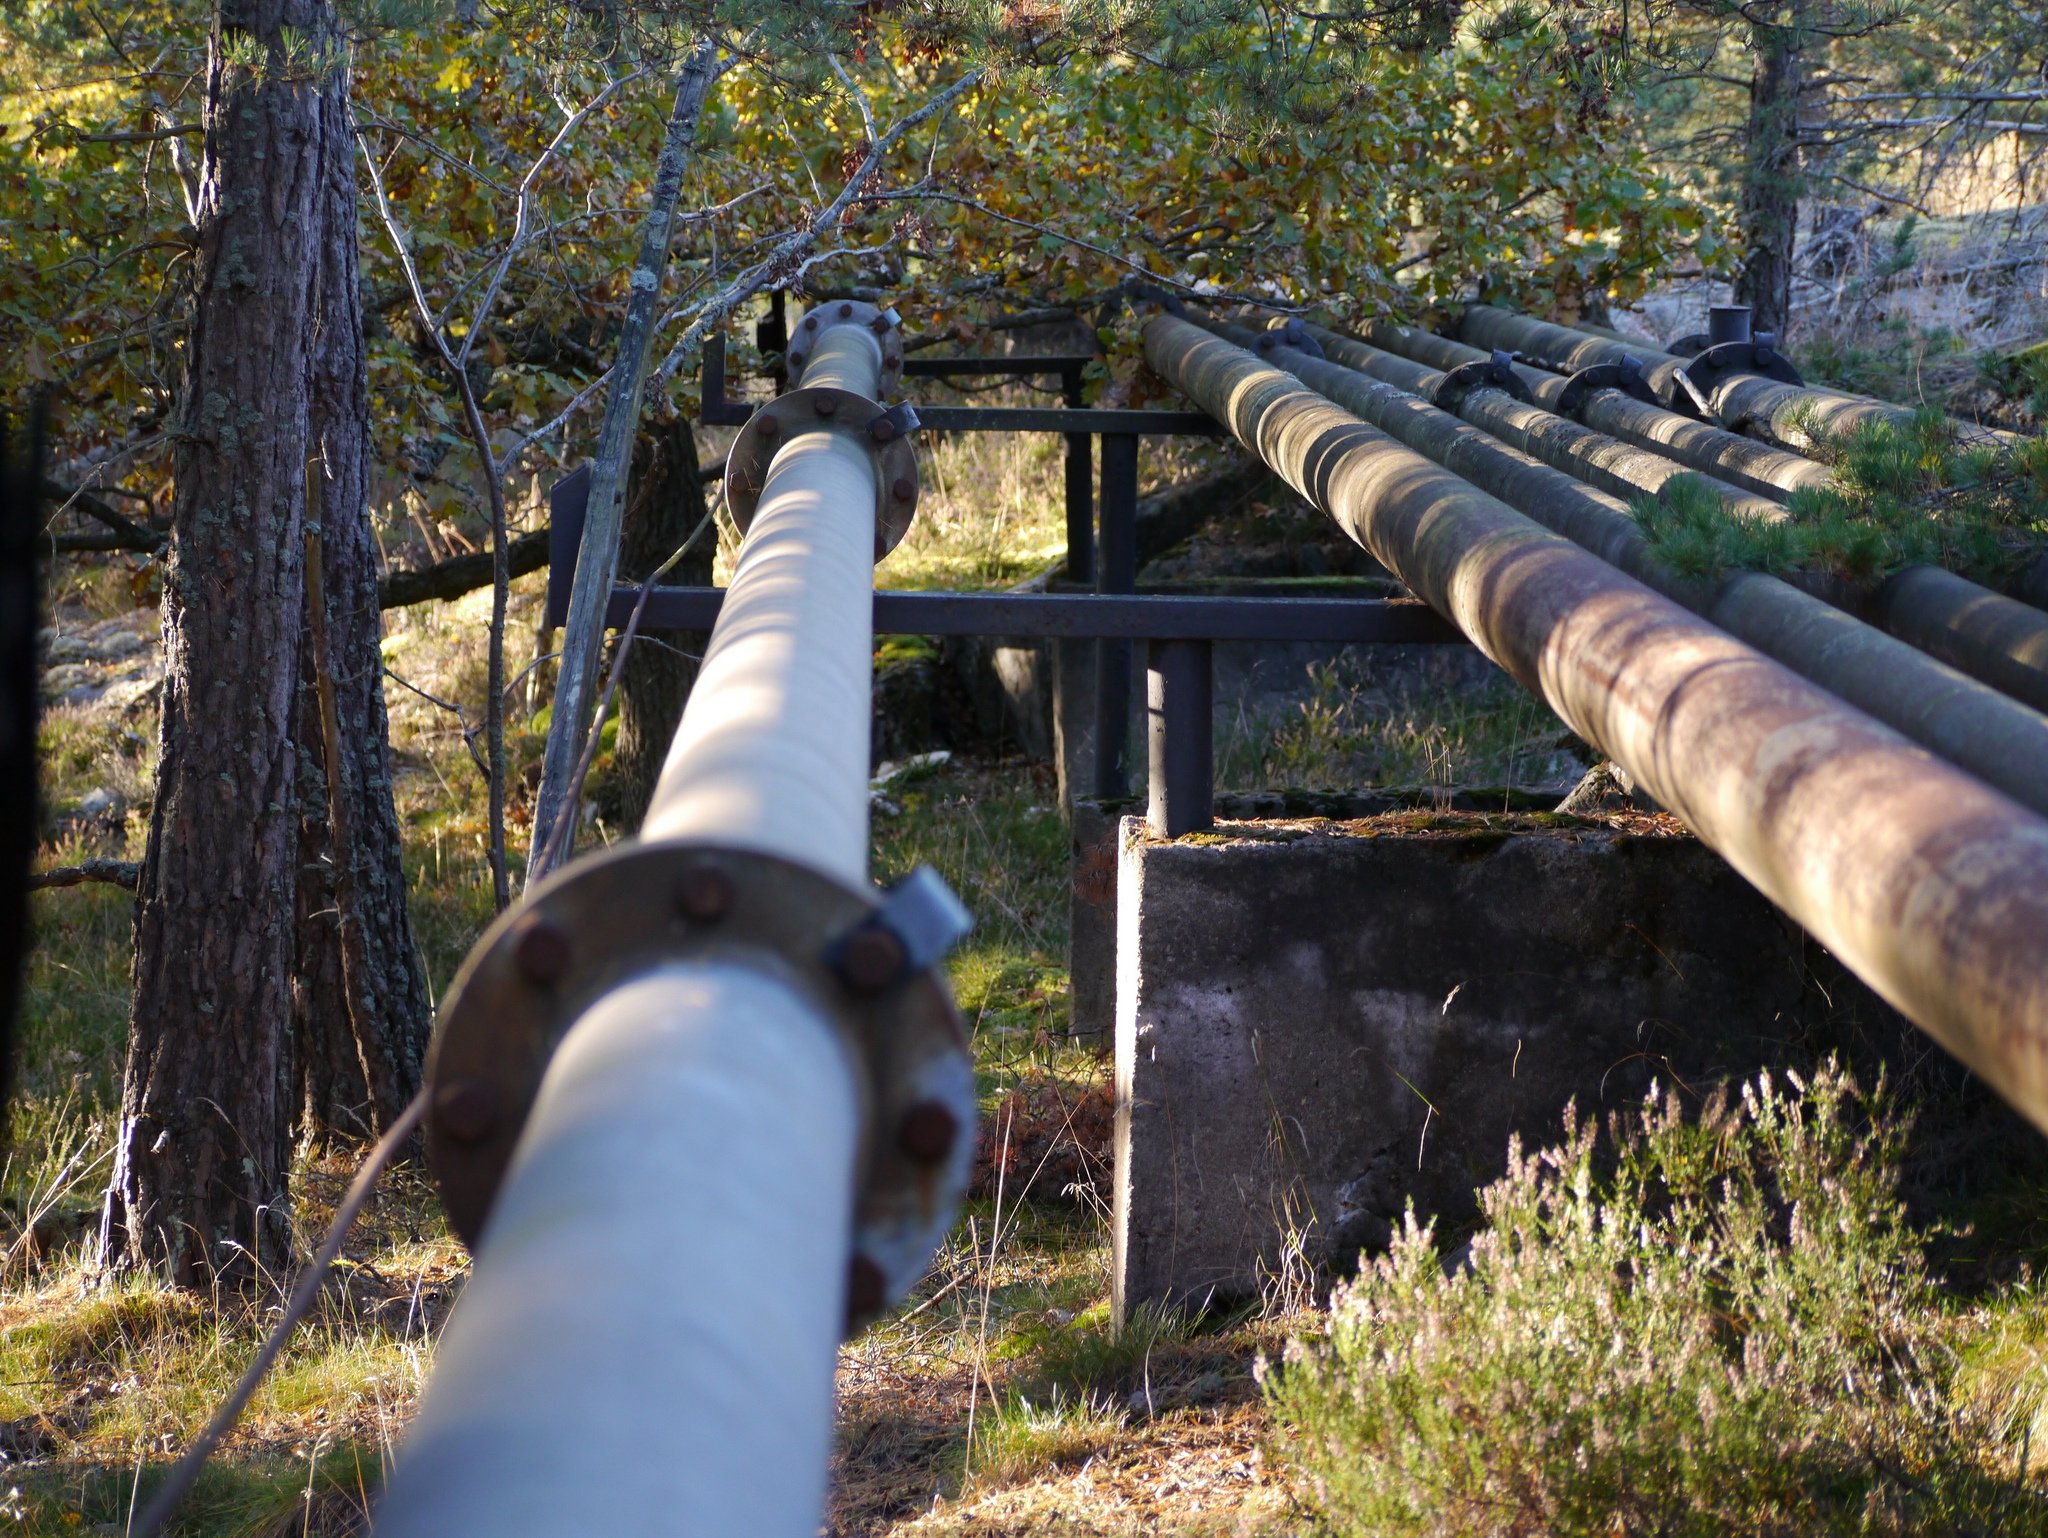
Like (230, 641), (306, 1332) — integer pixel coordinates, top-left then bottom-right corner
(1282, 323), (1785, 523)
(1346, 320), (1834, 501)
(1875, 566), (2048, 717)
(1143, 313), (2048, 1131)
(1456, 303), (2022, 453)
(1216, 321), (2048, 822)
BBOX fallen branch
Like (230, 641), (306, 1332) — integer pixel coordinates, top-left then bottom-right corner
(31, 859), (140, 891)
(379, 528), (549, 610)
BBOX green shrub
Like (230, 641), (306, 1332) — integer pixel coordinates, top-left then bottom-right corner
(1636, 416), (2048, 588)
(1264, 1064), (2047, 1536)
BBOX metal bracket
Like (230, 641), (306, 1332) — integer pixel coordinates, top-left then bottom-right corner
(826, 867), (975, 990)
(1555, 356), (1660, 417)
(424, 839), (976, 1337)
(1666, 337), (1804, 420)
(1432, 349), (1531, 411)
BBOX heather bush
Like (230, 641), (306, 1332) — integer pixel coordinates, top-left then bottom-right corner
(1264, 1064), (2048, 1536)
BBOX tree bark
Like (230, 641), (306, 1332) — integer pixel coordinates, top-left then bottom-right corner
(613, 413), (711, 827)
(100, 0), (333, 1284)
(293, 64), (431, 1142)
(1735, 6), (1806, 338)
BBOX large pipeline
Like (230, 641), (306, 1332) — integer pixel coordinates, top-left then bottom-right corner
(1143, 313), (2048, 1131)
(1874, 565), (2048, 718)
(1456, 302), (2022, 452)
(1345, 319), (1833, 501)
(1214, 321), (2048, 821)
(1354, 317), (2048, 712)
(1280, 323), (1785, 523)
(376, 311), (967, 1538)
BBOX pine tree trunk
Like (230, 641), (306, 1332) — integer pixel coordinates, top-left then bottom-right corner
(1735, 8), (1805, 338)
(99, 0), (338, 1284)
(294, 50), (430, 1142)
(613, 415), (711, 828)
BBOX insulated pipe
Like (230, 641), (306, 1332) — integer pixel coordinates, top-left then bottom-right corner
(1456, 303), (2022, 452)
(1347, 320), (1834, 501)
(1875, 566), (2048, 717)
(640, 321), (885, 886)
(1360, 320), (2048, 711)
(1142, 314), (2048, 1130)
(1219, 322), (2048, 821)
(374, 964), (859, 1537)
(381, 311), (907, 1538)
(1279, 323), (1786, 524)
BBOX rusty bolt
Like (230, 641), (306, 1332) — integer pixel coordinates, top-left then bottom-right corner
(868, 415), (898, 443)
(513, 920), (571, 986)
(757, 415), (780, 439)
(838, 302), (854, 319)
(846, 1253), (887, 1323)
(891, 477), (915, 502)
(802, 313), (818, 330)
(813, 391), (840, 417)
(869, 314), (892, 335)
(788, 350), (806, 372)
(434, 1078), (498, 1144)
(675, 859), (735, 923)
(897, 1100), (960, 1163)
(838, 926), (907, 994)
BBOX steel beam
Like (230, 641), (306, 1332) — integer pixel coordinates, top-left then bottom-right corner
(1095, 432), (1140, 799)
(600, 586), (1463, 643)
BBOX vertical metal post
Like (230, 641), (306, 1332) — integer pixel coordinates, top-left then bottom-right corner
(1146, 639), (1213, 837)
(1063, 367), (1094, 585)
(1093, 432), (1139, 799)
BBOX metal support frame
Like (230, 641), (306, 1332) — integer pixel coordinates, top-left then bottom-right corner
(1147, 638), (1213, 836)
(1094, 432), (1140, 799)
(1063, 365), (1094, 585)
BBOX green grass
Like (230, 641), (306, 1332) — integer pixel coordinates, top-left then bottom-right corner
(1215, 654), (1585, 794)
(964, 1388), (1128, 1486)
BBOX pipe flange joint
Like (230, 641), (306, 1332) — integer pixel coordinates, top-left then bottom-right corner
(1666, 339), (1804, 420)
(787, 300), (905, 396)
(423, 839), (977, 1338)
(1431, 349), (1531, 411)
(1555, 356), (1659, 417)
(724, 304), (921, 560)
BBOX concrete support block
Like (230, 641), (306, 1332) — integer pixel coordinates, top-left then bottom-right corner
(1112, 813), (1901, 1319)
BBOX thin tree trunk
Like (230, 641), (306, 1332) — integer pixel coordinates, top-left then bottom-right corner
(528, 41), (720, 879)
(613, 413), (711, 827)
(1735, 6), (1806, 338)
(100, 0), (336, 1284)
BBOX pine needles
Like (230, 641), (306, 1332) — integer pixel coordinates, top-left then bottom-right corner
(1634, 411), (2048, 589)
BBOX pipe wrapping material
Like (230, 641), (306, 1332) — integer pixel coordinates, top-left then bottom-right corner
(1349, 320), (1834, 501)
(1878, 566), (2048, 716)
(1229, 323), (2048, 822)
(1142, 313), (2048, 1130)
(1456, 303), (2021, 453)
(641, 329), (884, 889)
(1289, 323), (1785, 524)
(376, 964), (859, 1538)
